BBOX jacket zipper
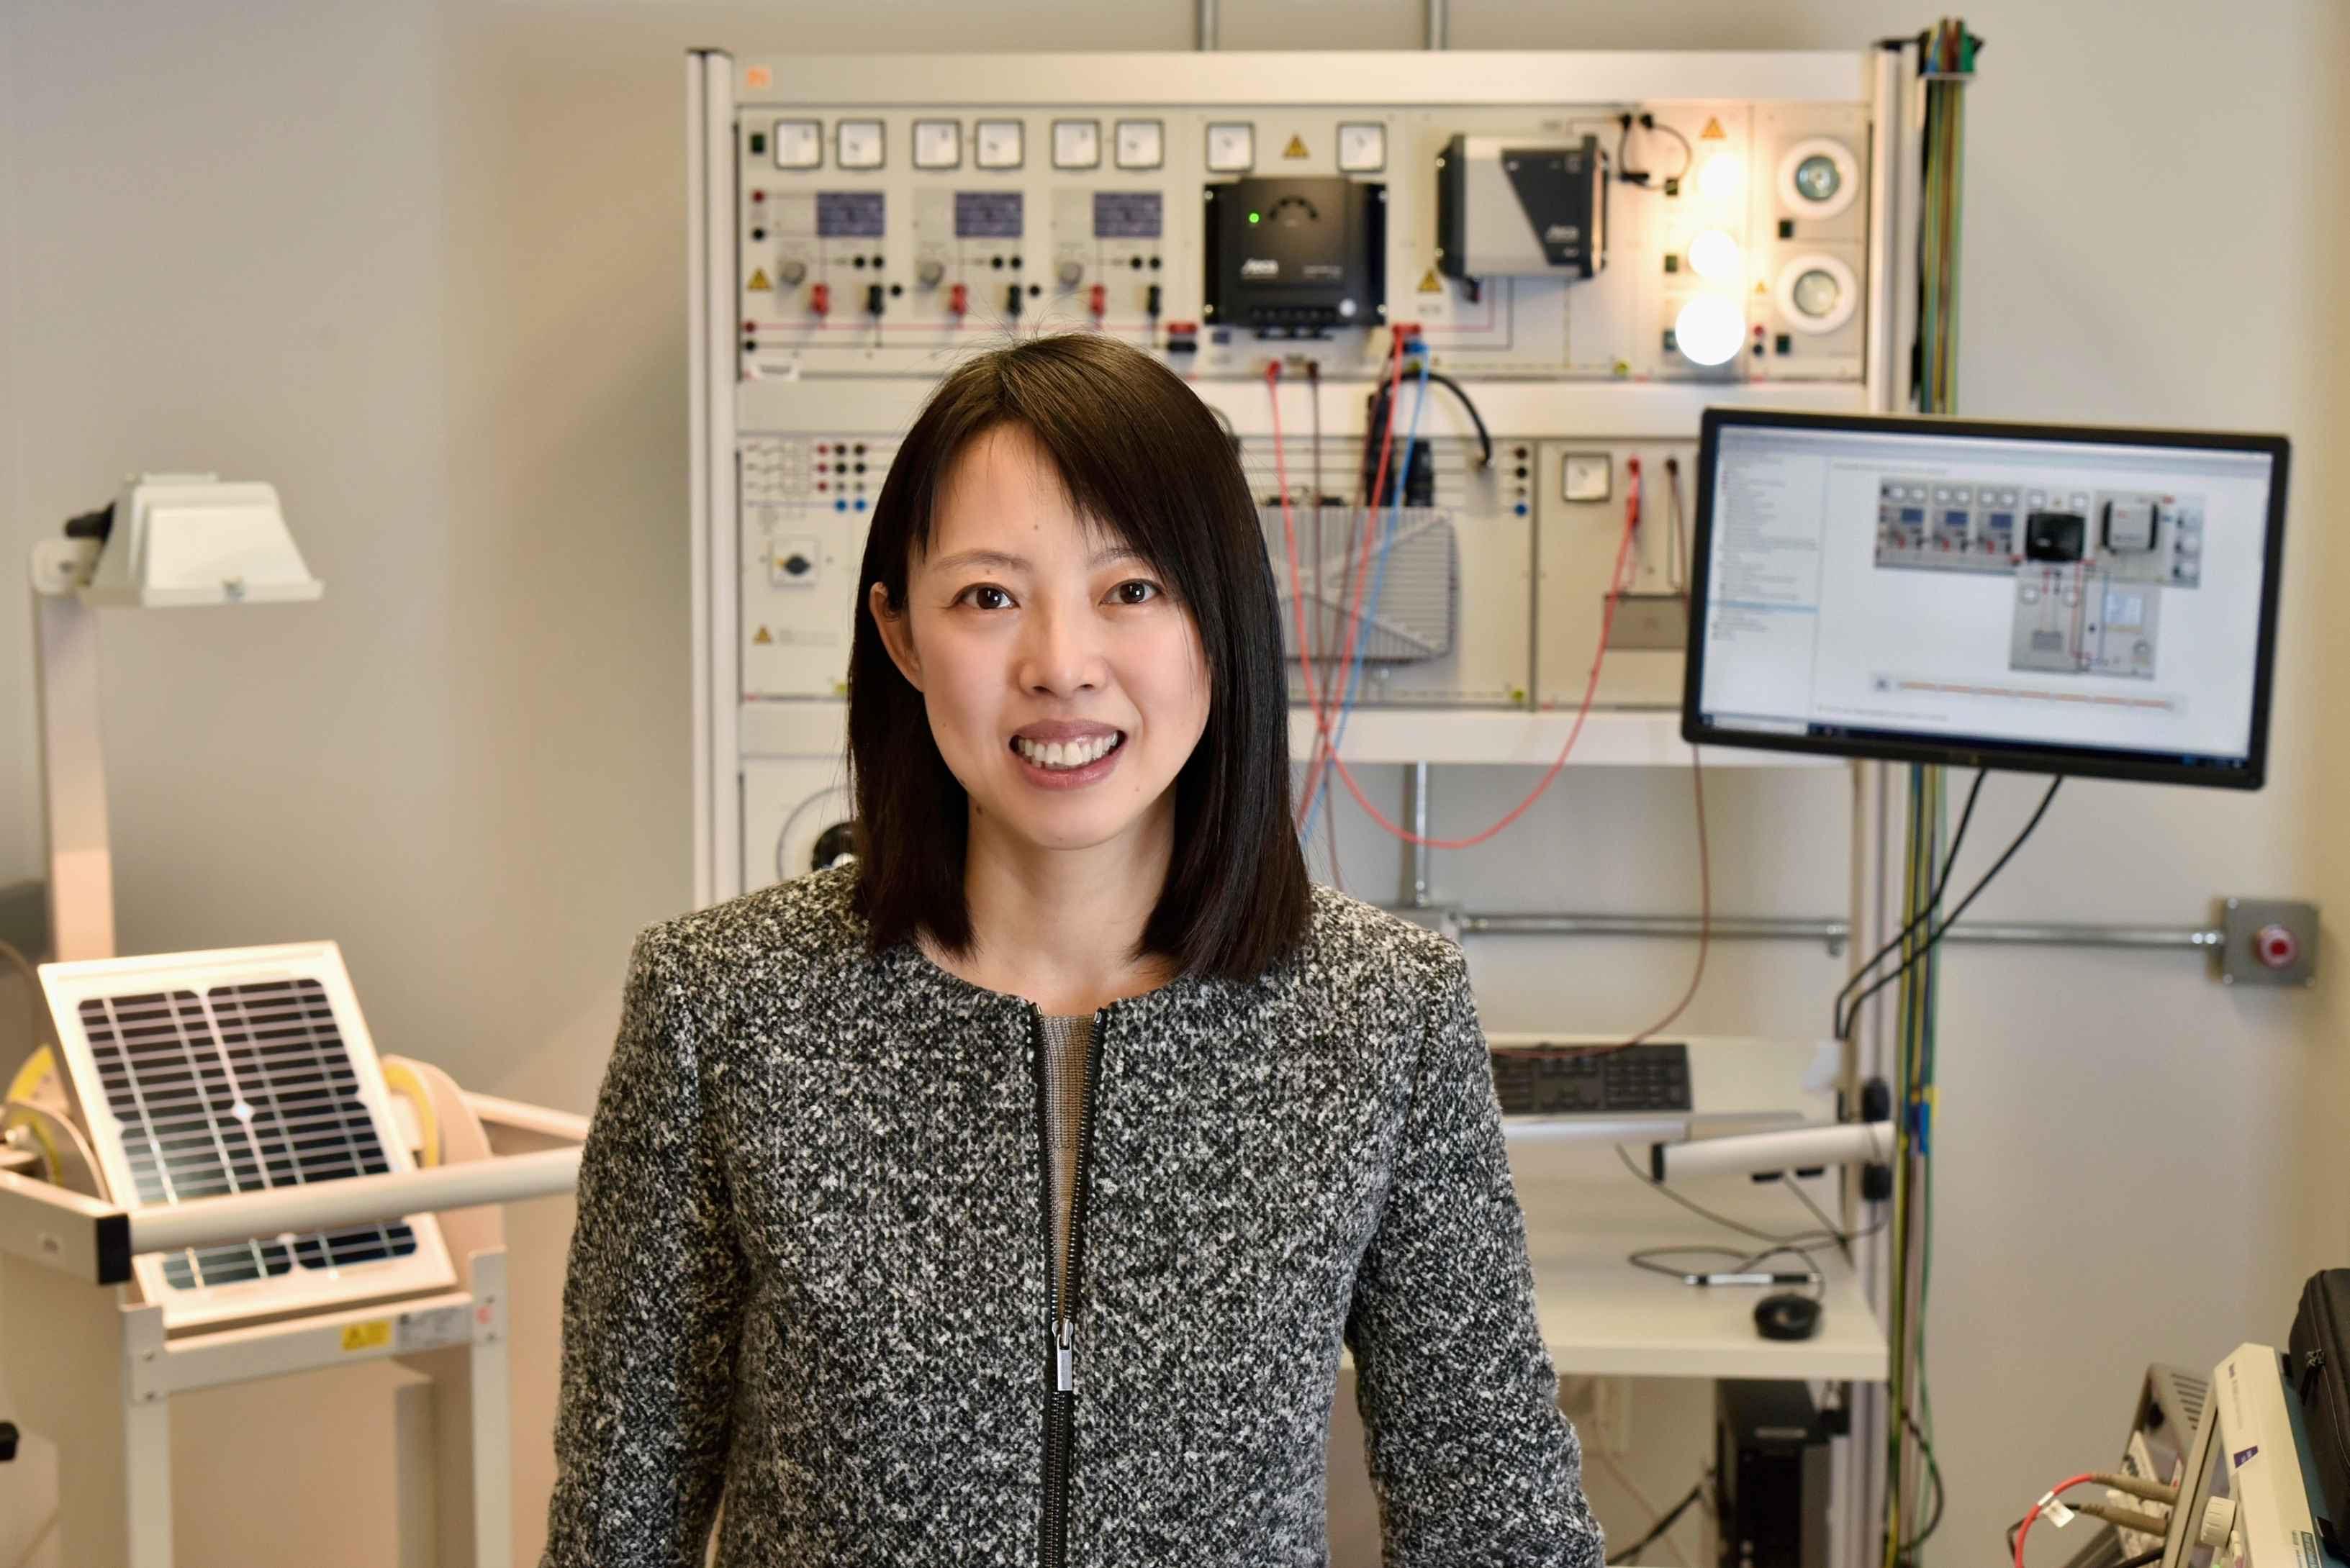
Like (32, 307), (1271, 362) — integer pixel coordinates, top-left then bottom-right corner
(1035, 1005), (1107, 1568)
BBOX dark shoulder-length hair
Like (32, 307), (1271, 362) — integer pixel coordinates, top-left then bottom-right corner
(846, 331), (1312, 982)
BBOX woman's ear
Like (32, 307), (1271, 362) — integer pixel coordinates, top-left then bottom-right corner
(869, 580), (924, 692)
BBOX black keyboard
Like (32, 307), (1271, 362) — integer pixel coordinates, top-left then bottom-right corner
(1488, 1042), (1692, 1117)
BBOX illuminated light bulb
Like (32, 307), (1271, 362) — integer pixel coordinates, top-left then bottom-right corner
(1699, 150), (1744, 199)
(1687, 228), (1742, 281)
(1673, 295), (1745, 367)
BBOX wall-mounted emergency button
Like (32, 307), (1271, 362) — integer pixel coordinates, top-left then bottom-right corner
(2255, 924), (2300, 970)
(2220, 897), (2318, 987)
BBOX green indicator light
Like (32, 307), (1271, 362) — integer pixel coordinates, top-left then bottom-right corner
(1248, 211), (1260, 224)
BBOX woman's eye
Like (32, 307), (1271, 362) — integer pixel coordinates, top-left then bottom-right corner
(959, 584), (1013, 610)
(1111, 580), (1161, 605)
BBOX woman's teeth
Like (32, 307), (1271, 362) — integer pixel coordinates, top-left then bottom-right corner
(1016, 733), (1122, 770)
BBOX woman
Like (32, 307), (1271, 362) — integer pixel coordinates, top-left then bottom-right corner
(541, 332), (1602, 1567)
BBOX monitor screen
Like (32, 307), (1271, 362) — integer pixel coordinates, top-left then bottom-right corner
(1681, 410), (2289, 787)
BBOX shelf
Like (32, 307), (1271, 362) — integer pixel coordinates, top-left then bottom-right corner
(1517, 1202), (1885, 1381)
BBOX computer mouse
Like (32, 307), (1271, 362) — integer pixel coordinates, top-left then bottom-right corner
(1755, 1292), (1822, 1341)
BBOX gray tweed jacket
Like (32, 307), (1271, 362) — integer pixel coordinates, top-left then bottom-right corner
(540, 862), (1603, 1567)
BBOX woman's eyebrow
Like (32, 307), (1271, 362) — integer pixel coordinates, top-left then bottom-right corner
(928, 545), (1146, 573)
(928, 548), (1028, 574)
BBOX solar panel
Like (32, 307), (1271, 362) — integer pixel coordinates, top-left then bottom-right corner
(39, 943), (455, 1328)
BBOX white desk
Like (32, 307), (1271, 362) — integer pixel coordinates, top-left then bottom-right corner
(1517, 1199), (1885, 1382)
(1495, 1034), (1888, 1383)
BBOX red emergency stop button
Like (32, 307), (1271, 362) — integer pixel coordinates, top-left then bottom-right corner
(2255, 923), (2300, 970)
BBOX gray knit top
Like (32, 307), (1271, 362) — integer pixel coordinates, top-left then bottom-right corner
(1041, 1014), (1091, 1318)
(539, 861), (1602, 1567)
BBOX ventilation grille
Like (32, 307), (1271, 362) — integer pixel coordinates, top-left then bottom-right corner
(1260, 504), (1457, 663)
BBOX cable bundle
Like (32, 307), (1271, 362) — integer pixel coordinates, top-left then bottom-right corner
(1879, 20), (1984, 1568)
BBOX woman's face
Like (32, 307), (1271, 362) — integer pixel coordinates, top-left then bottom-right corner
(870, 422), (1211, 859)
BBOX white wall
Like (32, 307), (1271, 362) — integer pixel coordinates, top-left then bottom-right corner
(1, 2), (2340, 1565)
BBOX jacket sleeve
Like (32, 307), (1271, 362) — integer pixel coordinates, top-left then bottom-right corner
(541, 927), (748, 1567)
(1344, 945), (1607, 1568)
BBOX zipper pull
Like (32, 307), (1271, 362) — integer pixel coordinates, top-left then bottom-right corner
(1054, 1318), (1076, 1393)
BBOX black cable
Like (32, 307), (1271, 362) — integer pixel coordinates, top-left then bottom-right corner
(1663, 455), (1689, 594)
(1781, 1176), (1851, 1264)
(1899, 1409), (1945, 1554)
(1614, 1145), (1887, 1250)
(1832, 768), (1986, 1040)
(1615, 111), (1693, 189)
(1839, 776), (2065, 1038)
(1625, 1243), (1825, 1284)
(1363, 363), (1493, 473)
(1420, 369), (1493, 467)
(1606, 1479), (1707, 1565)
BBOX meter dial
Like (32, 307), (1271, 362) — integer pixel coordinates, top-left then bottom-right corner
(975, 119), (1025, 170)
(912, 119), (961, 170)
(1115, 118), (1163, 170)
(836, 119), (885, 171)
(1336, 122), (1386, 173)
(772, 119), (821, 170)
(1793, 155), (1840, 204)
(1052, 119), (1101, 169)
(1205, 122), (1255, 173)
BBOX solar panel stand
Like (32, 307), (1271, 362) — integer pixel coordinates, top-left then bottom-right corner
(0, 1238), (514, 1568)
(0, 1004), (591, 1567)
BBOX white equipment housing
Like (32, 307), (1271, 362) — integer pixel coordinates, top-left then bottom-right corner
(686, 48), (1916, 907)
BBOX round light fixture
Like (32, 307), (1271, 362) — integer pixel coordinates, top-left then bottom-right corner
(1698, 150), (1744, 199)
(1673, 295), (1745, 366)
(1773, 253), (1861, 335)
(1686, 228), (1742, 281)
(1776, 137), (1861, 220)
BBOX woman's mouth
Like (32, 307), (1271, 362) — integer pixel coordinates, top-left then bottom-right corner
(1008, 730), (1126, 787)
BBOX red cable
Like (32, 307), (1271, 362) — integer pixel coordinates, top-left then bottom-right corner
(1272, 462), (1641, 851)
(1265, 361), (1337, 800)
(1617, 745), (1708, 1049)
(1624, 456), (1644, 579)
(1271, 336), (1642, 850)
(2014, 1474), (2102, 1568)
(1283, 339), (1407, 825)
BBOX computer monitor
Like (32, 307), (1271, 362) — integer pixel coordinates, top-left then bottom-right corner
(1681, 409), (2290, 787)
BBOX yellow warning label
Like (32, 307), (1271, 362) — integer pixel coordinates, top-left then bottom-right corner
(1416, 267), (1443, 294)
(1699, 117), (1727, 140)
(342, 1320), (392, 1354)
(1283, 134), (1309, 159)
(753, 626), (774, 645)
(748, 268), (772, 292)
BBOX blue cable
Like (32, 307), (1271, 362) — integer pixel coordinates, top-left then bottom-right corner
(1301, 348), (1431, 848)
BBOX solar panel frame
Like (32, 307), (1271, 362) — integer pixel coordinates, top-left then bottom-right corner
(38, 941), (456, 1328)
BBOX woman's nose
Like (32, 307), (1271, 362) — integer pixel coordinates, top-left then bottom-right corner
(1017, 600), (1106, 695)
